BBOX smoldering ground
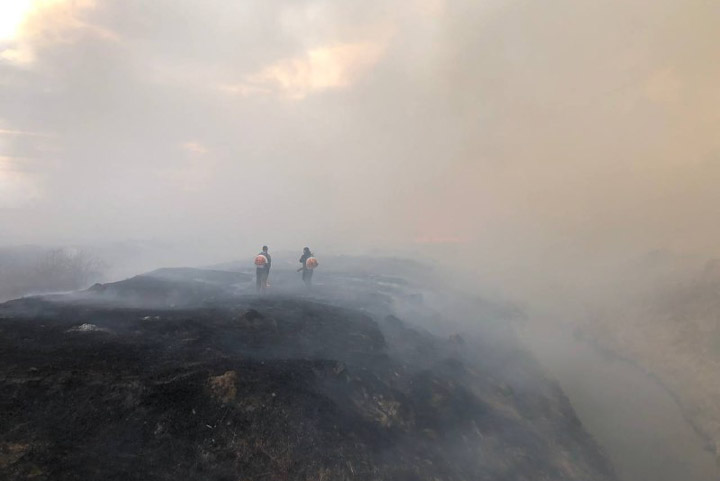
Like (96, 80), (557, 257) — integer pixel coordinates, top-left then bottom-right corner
(2, 243), (719, 480)
(2, 249), (716, 480)
(0, 257), (622, 480)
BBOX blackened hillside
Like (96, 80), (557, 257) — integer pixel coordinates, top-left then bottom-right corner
(0, 266), (617, 481)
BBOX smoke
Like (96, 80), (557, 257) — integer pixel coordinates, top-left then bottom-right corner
(0, 0), (718, 298)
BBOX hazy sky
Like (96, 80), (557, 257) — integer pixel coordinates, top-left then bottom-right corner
(1, 0), (719, 276)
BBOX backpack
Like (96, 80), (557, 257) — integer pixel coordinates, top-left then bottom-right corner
(305, 257), (319, 269)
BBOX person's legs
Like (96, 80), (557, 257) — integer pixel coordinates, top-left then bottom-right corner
(303, 269), (313, 288)
(256, 268), (264, 292)
(264, 267), (271, 287)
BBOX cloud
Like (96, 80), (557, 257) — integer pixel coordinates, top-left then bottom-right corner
(224, 42), (386, 100)
(0, 156), (41, 207)
(180, 141), (210, 155)
(0, 0), (117, 65)
(0, 0), (33, 41)
(167, 141), (214, 192)
(0, 45), (35, 65)
(413, 0), (447, 17)
(0, 128), (55, 138)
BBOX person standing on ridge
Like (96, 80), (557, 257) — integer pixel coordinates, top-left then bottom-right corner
(262, 245), (272, 287)
(298, 247), (317, 288)
(255, 245), (271, 292)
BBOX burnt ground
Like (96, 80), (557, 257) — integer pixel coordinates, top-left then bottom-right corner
(0, 265), (618, 480)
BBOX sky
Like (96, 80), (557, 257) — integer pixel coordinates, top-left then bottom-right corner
(1, 0), (719, 286)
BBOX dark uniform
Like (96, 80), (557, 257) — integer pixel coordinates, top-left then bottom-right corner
(256, 248), (271, 291)
(299, 248), (313, 288)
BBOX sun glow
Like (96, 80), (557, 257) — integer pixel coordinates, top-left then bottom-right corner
(0, 0), (34, 41)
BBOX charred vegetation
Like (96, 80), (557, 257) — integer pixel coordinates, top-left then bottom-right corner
(0, 267), (617, 480)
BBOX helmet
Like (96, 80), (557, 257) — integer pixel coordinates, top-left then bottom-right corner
(254, 254), (268, 267)
(305, 257), (318, 269)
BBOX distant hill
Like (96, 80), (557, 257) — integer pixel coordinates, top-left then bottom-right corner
(0, 246), (105, 302)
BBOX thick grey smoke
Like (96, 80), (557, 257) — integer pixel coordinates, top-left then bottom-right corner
(2, 4), (719, 478)
(1, 0), (719, 292)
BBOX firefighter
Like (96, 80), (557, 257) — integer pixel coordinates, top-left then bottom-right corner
(254, 245), (271, 291)
(298, 247), (317, 288)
